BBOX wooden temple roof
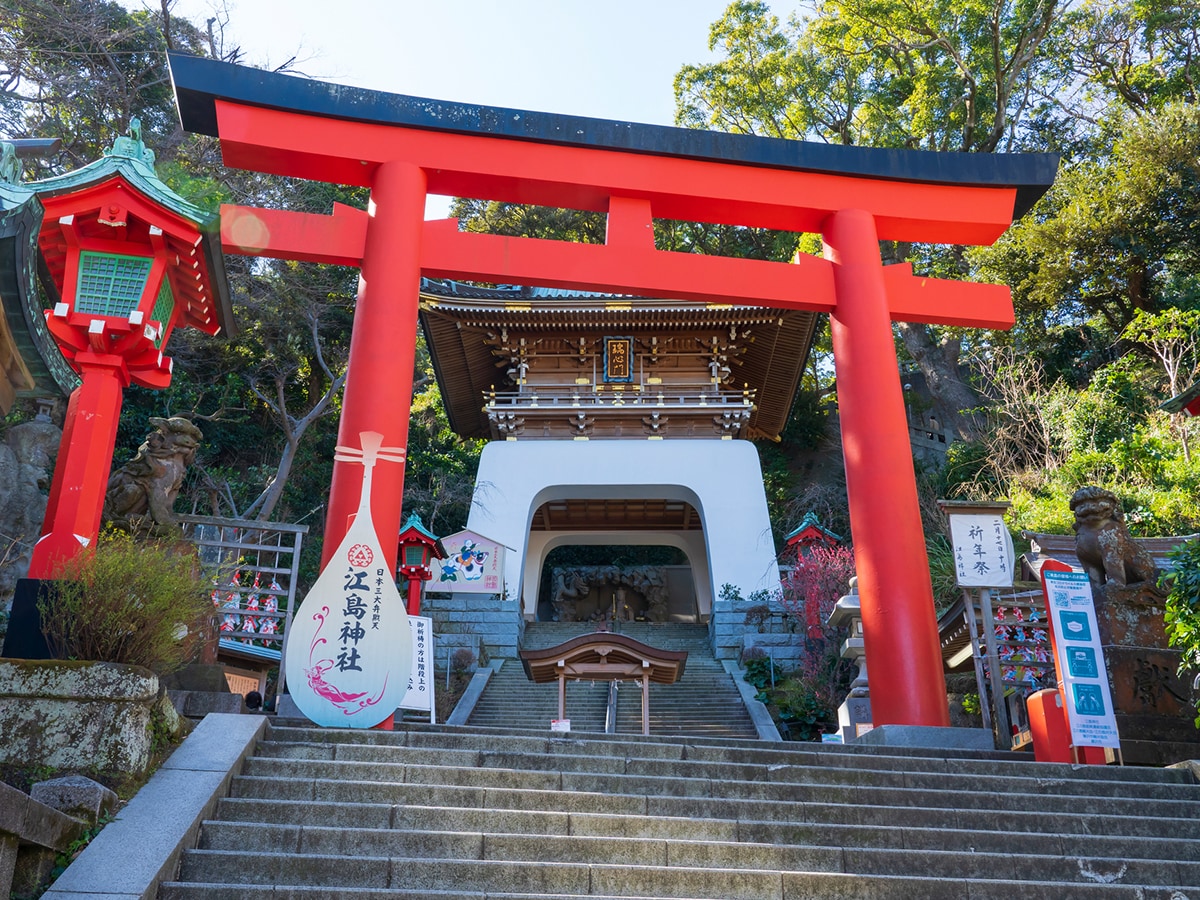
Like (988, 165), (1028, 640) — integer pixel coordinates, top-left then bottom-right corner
(519, 632), (688, 685)
(418, 279), (817, 441)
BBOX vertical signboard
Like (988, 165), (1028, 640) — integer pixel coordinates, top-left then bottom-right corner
(603, 336), (634, 383)
(283, 433), (412, 728)
(948, 513), (1014, 587)
(1042, 568), (1121, 749)
(434, 529), (505, 594)
(400, 615), (434, 716)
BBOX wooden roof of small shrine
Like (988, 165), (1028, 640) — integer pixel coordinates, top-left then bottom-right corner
(520, 632), (688, 685)
(418, 279), (817, 441)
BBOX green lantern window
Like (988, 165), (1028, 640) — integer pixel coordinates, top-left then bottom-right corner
(404, 546), (426, 566)
(75, 251), (153, 317)
(150, 277), (175, 348)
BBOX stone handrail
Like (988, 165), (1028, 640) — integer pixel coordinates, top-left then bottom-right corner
(0, 782), (84, 898)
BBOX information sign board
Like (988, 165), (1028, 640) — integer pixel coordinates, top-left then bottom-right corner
(948, 512), (1014, 587)
(400, 616), (433, 713)
(1042, 569), (1121, 749)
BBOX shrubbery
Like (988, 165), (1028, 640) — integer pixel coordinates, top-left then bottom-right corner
(37, 531), (212, 673)
(1162, 539), (1200, 725)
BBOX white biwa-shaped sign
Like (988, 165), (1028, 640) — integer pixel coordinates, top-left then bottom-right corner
(284, 432), (412, 728)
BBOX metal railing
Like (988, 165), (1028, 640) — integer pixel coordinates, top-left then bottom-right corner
(178, 514), (307, 697)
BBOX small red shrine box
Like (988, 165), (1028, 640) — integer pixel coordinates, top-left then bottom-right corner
(1028, 689), (1072, 763)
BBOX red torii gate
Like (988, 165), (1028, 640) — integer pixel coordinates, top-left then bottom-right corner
(169, 54), (1057, 729)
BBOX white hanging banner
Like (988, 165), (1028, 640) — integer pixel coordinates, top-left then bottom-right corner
(1042, 569), (1121, 750)
(948, 513), (1015, 587)
(283, 432), (412, 728)
(400, 615), (433, 713)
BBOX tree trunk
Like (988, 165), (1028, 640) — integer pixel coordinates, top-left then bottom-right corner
(896, 322), (983, 443)
(255, 435), (299, 522)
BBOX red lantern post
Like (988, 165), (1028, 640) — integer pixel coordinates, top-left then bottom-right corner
(26, 124), (232, 577)
(396, 513), (445, 616)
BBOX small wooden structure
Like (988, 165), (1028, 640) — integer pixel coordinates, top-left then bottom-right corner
(519, 633), (687, 736)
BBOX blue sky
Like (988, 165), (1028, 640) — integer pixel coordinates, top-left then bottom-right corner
(129, 0), (782, 213)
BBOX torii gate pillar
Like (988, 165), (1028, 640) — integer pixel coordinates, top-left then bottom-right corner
(322, 162), (425, 571)
(824, 209), (949, 726)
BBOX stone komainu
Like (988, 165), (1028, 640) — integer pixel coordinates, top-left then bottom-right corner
(104, 417), (203, 531)
(1070, 486), (1158, 589)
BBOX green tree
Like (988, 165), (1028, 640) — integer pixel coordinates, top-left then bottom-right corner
(0, 0), (208, 170)
(1052, 0), (1200, 119)
(974, 103), (1200, 338)
(675, 0), (1070, 442)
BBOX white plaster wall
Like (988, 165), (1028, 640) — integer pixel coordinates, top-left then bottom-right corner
(467, 440), (781, 619)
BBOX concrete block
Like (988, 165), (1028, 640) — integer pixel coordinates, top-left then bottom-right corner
(722, 659), (783, 742)
(0, 782), (80, 852)
(30, 775), (118, 826)
(446, 668), (493, 726)
(854, 724), (996, 751)
(0, 834), (16, 900)
(179, 691), (244, 717)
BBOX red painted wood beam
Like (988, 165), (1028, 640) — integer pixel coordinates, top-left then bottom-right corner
(220, 205), (1014, 329)
(213, 101), (1019, 246)
(882, 263), (1014, 328)
(222, 202), (367, 265)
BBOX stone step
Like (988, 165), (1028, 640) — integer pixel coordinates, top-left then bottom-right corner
(154, 720), (1200, 900)
(188, 823), (1200, 885)
(209, 797), (1200, 861)
(225, 774), (1200, 842)
(158, 879), (1200, 900)
(232, 762), (1200, 825)
(263, 723), (1195, 784)
(169, 847), (1200, 897)
(247, 739), (1196, 801)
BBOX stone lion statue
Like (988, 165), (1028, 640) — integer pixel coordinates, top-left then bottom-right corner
(104, 417), (203, 532)
(1070, 486), (1158, 591)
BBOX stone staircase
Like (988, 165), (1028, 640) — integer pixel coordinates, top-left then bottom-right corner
(155, 720), (1200, 898)
(467, 622), (758, 739)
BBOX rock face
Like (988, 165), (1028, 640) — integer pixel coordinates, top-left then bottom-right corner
(0, 420), (60, 624)
(1092, 582), (1200, 764)
(0, 659), (158, 776)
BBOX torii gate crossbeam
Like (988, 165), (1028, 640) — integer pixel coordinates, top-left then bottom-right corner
(168, 53), (1058, 730)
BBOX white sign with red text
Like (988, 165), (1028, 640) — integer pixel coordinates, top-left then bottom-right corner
(283, 433), (412, 728)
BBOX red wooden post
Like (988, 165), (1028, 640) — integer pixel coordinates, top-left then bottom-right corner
(823, 208), (950, 728)
(322, 162), (427, 572)
(404, 575), (422, 617)
(28, 355), (129, 577)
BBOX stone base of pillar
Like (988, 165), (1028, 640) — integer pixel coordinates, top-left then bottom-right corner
(855, 724), (995, 751)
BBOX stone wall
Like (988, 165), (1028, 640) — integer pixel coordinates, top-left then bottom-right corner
(423, 593), (524, 666)
(709, 597), (804, 668)
(0, 419), (60, 636)
(0, 659), (157, 775)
